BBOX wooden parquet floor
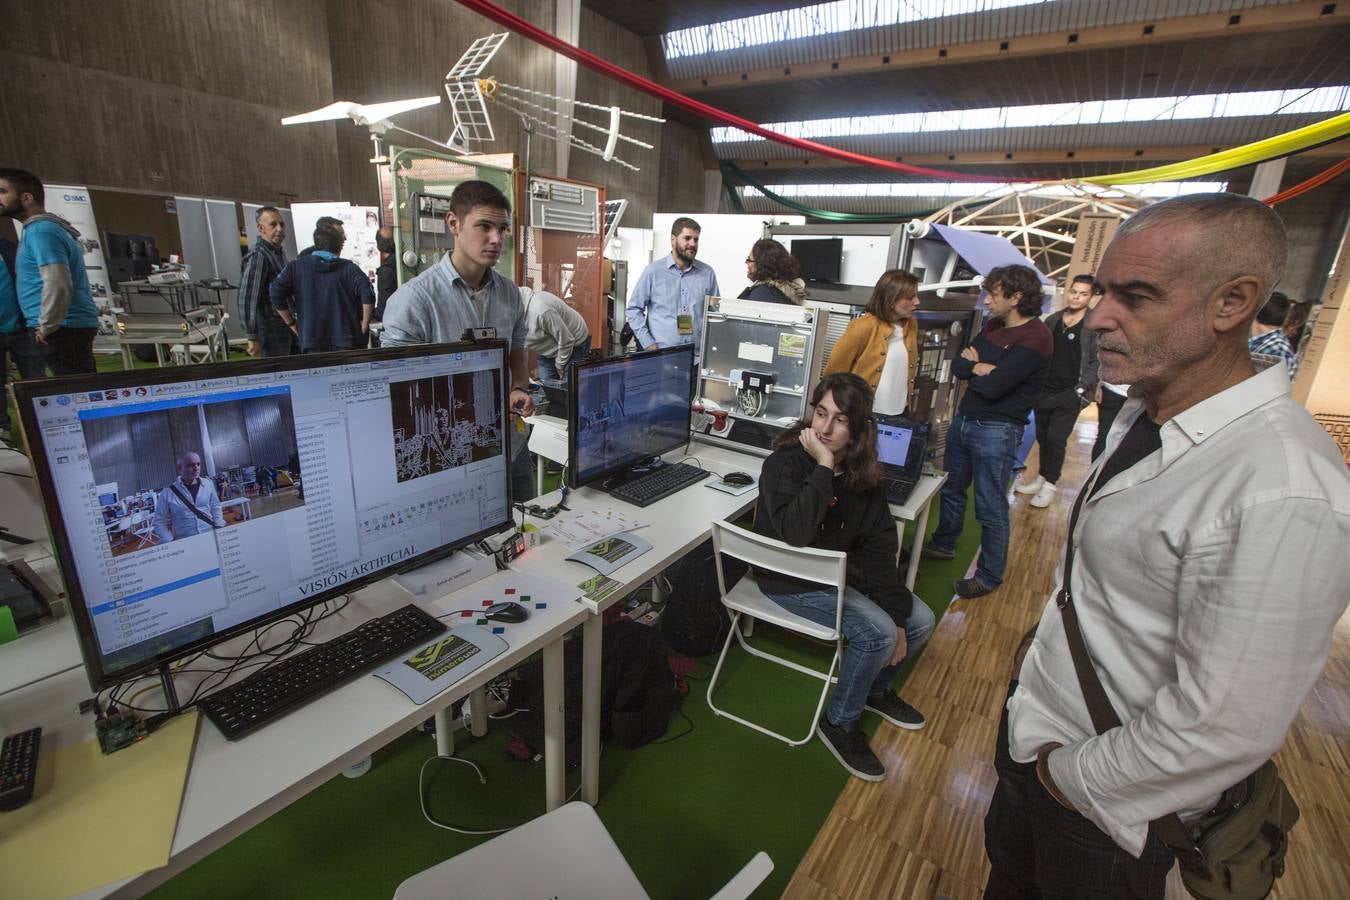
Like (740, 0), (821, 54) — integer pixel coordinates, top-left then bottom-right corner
(783, 410), (1350, 900)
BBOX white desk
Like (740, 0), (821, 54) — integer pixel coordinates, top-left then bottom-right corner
(511, 439), (764, 806)
(0, 575), (587, 899)
(888, 472), (949, 591)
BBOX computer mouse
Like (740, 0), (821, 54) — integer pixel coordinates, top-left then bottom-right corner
(484, 601), (530, 623)
(722, 471), (754, 487)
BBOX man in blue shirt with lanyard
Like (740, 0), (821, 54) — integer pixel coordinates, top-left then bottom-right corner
(626, 217), (719, 357)
(0, 169), (101, 375)
(0, 234), (47, 440)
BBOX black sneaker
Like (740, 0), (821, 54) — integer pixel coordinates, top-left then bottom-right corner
(865, 692), (926, 730)
(954, 577), (995, 599)
(921, 542), (956, 560)
(816, 714), (885, 781)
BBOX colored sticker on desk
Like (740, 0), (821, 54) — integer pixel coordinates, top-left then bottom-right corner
(402, 634), (481, 682)
(578, 573), (622, 604)
(778, 333), (806, 359)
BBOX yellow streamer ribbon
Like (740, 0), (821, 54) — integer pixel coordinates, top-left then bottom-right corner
(1081, 113), (1350, 186)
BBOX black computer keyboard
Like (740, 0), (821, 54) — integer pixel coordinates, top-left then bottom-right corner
(606, 462), (710, 507)
(197, 604), (447, 741)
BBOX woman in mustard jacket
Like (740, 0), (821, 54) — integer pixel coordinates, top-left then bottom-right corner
(824, 269), (920, 415)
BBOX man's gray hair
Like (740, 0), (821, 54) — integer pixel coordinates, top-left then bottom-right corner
(1117, 193), (1288, 303)
(177, 452), (202, 465)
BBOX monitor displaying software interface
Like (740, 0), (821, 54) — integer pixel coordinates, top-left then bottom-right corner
(569, 345), (694, 488)
(18, 343), (511, 689)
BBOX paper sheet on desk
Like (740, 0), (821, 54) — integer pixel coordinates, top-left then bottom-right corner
(0, 711), (198, 899)
(541, 506), (647, 549)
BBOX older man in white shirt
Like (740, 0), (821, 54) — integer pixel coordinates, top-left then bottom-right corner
(985, 193), (1350, 898)
(153, 451), (225, 543)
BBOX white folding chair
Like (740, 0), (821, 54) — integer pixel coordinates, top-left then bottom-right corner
(705, 520), (847, 747)
(171, 312), (230, 365)
(393, 801), (772, 900)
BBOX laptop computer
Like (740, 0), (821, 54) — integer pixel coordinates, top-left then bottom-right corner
(875, 414), (930, 506)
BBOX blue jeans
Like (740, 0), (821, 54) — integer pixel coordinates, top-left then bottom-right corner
(536, 339), (592, 382)
(0, 328), (47, 429)
(763, 585), (935, 727)
(930, 414), (1024, 589)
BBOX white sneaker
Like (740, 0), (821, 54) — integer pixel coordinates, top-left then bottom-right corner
(1014, 475), (1045, 495)
(1029, 481), (1058, 508)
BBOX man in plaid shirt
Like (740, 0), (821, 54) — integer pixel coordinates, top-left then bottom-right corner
(1247, 289), (1295, 376)
(239, 206), (294, 357)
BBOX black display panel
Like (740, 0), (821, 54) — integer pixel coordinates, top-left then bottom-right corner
(793, 238), (844, 284)
(567, 345), (695, 489)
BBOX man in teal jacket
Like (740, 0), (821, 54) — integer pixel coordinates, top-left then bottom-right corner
(0, 169), (101, 374)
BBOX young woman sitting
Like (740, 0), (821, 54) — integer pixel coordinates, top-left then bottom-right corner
(753, 371), (934, 780)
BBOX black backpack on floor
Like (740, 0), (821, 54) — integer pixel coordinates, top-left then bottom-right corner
(509, 620), (679, 762)
(660, 538), (746, 658)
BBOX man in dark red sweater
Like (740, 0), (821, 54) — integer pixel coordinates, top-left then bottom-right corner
(923, 264), (1052, 599)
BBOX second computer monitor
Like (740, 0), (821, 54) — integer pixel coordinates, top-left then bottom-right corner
(568, 345), (695, 489)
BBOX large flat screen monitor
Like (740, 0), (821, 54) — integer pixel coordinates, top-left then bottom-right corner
(14, 341), (512, 690)
(568, 345), (695, 490)
(792, 237), (843, 284)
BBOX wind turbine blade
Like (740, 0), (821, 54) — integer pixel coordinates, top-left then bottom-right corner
(281, 101), (357, 125)
(359, 96), (442, 121)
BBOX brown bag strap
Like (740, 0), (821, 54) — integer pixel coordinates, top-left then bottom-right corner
(1056, 480), (1201, 863)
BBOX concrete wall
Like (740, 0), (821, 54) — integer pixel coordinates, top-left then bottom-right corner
(1274, 179), (1350, 304)
(656, 120), (713, 215)
(569, 7), (665, 225)
(0, 0), (341, 203)
(323, 0), (558, 206)
(1, 0), (718, 228)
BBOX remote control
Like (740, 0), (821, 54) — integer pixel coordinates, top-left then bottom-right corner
(0, 726), (41, 811)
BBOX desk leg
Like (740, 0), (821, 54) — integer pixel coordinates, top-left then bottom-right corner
(434, 708), (455, 758)
(536, 454), (545, 498)
(121, 345), (134, 370)
(543, 636), (565, 811)
(469, 685), (488, 738)
(581, 614), (602, 805)
(904, 498), (934, 591)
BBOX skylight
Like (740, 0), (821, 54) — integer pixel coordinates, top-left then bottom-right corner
(663, 0), (1051, 59)
(738, 182), (1229, 199)
(711, 86), (1350, 143)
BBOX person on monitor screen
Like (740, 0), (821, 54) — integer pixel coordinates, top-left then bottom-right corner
(521, 285), (590, 382)
(269, 222), (374, 353)
(823, 269), (920, 416)
(738, 238), (805, 305)
(753, 371), (935, 782)
(380, 180), (535, 501)
(0, 168), (101, 375)
(626, 217), (719, 355)
(239, 206), (293, 358)
(153, 452), (225, 543)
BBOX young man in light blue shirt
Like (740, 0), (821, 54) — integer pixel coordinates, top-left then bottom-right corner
(0, 169), (101, 375)
(625, 217), (719, 357)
